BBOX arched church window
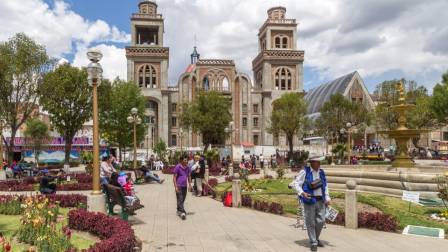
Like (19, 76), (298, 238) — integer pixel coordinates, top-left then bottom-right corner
(275, 68), (292, 91)
(274, 35), (289, 49)
(275, 37), (281, 48)
(203, 76), (210, 91)
(222, 77), (229, 91)
(138, 64), (157, 89)
(282, 37), (288, 49)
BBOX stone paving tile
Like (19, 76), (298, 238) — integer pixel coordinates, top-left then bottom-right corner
(132, 173), (448, 252)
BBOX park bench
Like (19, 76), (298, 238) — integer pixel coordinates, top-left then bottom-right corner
(103, 184), (144, 220)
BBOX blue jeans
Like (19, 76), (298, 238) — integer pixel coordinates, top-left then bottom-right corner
(144, 172), (161, 183)
(100, 176), (109, 185)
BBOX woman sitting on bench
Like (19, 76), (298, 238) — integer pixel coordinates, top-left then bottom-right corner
(110, 172), (140, 207)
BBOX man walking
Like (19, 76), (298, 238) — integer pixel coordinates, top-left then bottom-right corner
(173, 156), (192, 220)
(293, 156), (330, 251)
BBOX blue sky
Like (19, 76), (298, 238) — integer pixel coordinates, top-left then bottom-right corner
(3, 0), (448, 92)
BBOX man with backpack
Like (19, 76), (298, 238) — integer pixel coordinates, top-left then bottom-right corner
(293, 156), (331, 251)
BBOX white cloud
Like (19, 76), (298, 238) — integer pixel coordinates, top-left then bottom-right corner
(72, 44), (126, 81)
(0, 0), (129, 59)
(155, 0), (448, 88)
(1, 0), (447, 90)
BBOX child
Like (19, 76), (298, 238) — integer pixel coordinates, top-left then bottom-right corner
(123, 176), (138, 206)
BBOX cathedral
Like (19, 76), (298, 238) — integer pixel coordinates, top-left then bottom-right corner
(126, 1), (305, 148)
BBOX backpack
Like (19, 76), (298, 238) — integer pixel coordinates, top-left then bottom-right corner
(223, 192), (232, 207)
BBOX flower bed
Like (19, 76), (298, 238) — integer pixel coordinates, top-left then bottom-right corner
(161, 166), (175, 174)
(331, 211), (398, 232)
(203, 178), (219, 197)
(0, 173), (93, 191)
(17, 196), (72, 251)
(0, 194), (87, 214)
(68, 209), (138, 252)
(226, 195), (284, 215)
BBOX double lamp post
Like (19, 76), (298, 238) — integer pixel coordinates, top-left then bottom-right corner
(127, 108), (142, 170)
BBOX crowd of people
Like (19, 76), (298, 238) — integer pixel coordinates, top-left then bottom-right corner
(352, 144), (384, 154)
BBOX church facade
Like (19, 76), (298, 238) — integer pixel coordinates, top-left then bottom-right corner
(126, 1), (305, 148)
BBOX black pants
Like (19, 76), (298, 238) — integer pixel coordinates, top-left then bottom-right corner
(176, 186), (187, 213)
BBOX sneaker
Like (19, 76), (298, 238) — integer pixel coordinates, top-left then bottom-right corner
(159, 179), (165, 184)
(310, 245), (317, 251)
(317, 241), (324, 247)
(181, 212), (186, 220)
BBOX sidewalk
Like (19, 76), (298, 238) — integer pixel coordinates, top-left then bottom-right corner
(131, 173), (448, 252)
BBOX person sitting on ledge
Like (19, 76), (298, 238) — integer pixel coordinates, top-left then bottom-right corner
(139, 165), (164, 184)
(39, 169), (57, 195)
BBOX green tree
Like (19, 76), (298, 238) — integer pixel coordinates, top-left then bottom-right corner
(374, 79), (438, 148)
(430, 71), (448, 124)
(270, 92), (308, 159)
(0, 33), (53, 162)
(315, 94), (371, 145)
(98, 79), (146, 160)
(373, 79), (429, 130)
(39, 63), (91, 164)
(153, 139), (167, 163)
(179, 91), (232, 149)
(24, 118), (49, 165)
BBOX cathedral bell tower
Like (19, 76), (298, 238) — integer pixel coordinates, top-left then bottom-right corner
(126, 0), (169, 90)
(251, 6), (305, 145)
(126, 0), (171, 146)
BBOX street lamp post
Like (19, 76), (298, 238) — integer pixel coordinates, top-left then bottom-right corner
(340, 123), (357, 165)
(127, 108), (142, 169)
(179, 128), (184, 153)
(145, 134), (150, 161)
(87, 49), (103, 195)
(224, 121), (235, 176)
(0, 119), (6, 171)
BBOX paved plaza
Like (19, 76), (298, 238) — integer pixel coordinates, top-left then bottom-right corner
(131, 173), (448, 252)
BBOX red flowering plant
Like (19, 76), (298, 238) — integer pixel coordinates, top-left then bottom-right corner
(328, 211), (398, 232)
(0, 233), (12, 252)
(68, 209), (138, 252)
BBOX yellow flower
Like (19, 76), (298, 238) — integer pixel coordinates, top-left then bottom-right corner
(47, 211), (54, 217)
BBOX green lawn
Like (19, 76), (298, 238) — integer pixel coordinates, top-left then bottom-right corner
(215, 179), (448, 233)
(0, 210), (96, 251)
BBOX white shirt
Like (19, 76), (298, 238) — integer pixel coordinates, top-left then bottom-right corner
(100, 161), (115, 177)
(293, 168), (330, 201)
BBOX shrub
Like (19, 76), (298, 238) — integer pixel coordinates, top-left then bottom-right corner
(46, 194), (87, 208)
(0, 195), (22, 215)
(268, 202), (284, 215)
(57, 183), (92, 191)
(68, 209), (137, 252)
(224, 176), (234, 182)
(161, 166), (175, 174)
(276, 167), (285, 179)
(328, 211), (398, 232)
(358, 212), (398, 232)
(242, 195), (252, 207)
(208, 178), (218, 188)
(253, 200), (270, 212)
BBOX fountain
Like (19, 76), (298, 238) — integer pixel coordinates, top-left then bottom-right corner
(378, 82), (429, 168)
